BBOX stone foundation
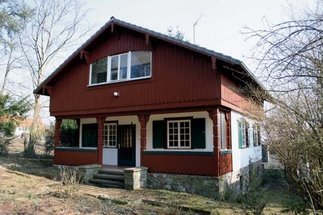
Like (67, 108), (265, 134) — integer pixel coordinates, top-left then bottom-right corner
(147, 173), (220, 199)
(147, 161), (264, 199)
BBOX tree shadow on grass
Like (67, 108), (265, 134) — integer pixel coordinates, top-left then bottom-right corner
(0, 155), (58, 180)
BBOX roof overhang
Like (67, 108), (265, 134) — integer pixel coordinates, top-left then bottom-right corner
(34, 17), (266, 97)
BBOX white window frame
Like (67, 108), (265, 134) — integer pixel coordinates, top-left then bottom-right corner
(103, 122), (117, 148)
(240, 119), (247, 148)
(89, 57), (108, 85)
(89, 51), (152, 86)
(167, 120), (191, 149)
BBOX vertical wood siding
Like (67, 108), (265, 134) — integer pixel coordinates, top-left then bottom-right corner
(220, 73), (254, 111)
(142, 153), (217, 176)
(50, 28), (217, 116)
(54, 149), (98, 166)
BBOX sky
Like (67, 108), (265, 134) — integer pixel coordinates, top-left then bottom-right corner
(82, 0), (316, 72)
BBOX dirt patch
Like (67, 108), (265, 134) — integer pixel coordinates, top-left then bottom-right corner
(0, 156), (308, 214)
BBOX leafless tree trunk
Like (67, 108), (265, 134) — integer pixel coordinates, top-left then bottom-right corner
(19, 0), (89, 156)
(0, 40), (22, 95)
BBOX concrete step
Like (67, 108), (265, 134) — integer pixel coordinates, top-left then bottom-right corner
(89, 178), (124, 188)
(93, 174), (125, 181)
(98, 169), (124, 176)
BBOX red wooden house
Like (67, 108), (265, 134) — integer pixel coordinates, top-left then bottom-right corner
(35, 17), (264, 194)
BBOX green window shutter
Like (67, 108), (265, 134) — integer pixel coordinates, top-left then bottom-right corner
(82, 123), (98, 147)
(191, 118), (206, 149)
(152, 120), (165, 148)
(238, 120), (243, 149)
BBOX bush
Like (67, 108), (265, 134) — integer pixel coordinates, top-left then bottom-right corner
(0, 94), (30, 154)
(0, 134), (12, 154)
(237, 163), (266, 215)
(52, 166), (81, 199)
(44, 123), (55, 154)
(44, 119), (79, 153)
(60, 119), (78, 147)
(262, 169), (284, 185)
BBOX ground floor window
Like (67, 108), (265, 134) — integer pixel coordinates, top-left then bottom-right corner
(81, 123), (98, 148)
(238, 119), (248, 148)
(220, 111), (230, 150)
(167, 120), (191, 149)
(104, 123), (117, 147)
(253, 124), (261, 146)
(152, 117), (205, 149)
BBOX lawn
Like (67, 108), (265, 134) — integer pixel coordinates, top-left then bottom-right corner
(0, 155), (309, 215)
(0, 139), (309, 214)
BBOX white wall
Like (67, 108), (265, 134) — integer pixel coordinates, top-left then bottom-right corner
(103, 148), (118, 165)
(231, 111), (262, 172)
(146, 111), (213, 152)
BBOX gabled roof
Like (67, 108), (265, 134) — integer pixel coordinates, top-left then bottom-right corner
(34, 17), (265, 95)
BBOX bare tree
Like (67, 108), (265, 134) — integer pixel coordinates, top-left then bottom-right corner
(0, 0), (32, 94)
(0, 38), (23, 94)
(19, 0), (88, 156)
(246, 0), (323, 212)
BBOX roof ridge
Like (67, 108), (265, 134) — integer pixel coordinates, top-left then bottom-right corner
(34, 16), (265, 94)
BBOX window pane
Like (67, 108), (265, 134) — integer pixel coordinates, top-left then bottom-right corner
(82, 124), (98, 147)
(220, 112), (227, 149)
(120, 54), (128, 79)
(167, 120), (191, 148)
(104, 123), (117, 147)
(91, 57), (107, 84)
(110, 56), (118, 80)
(131, 52), (151, 78)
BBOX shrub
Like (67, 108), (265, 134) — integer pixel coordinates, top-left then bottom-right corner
(237, 163), (266, 215)
(60, 119), (78, 147)
(44, 123), (55, 154)
(52, 166), (81, 198)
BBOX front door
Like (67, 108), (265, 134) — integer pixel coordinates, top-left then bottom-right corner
(118, 125), (136, 166)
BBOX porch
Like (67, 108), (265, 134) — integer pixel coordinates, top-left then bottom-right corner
(53, 115), (147, 167)
(53, 110), (232, 177)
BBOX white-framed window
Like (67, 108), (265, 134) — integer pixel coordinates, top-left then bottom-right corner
(89, 51), (152, 85)
(252, 125), (257, 146)
(219, 111), (228, 150)
(167, 120), (191, 149)
(104, 123), (117, 147)
(253, 124), (261, 146)
(238, 119), (248, 148)
(90, 57), (107, 84)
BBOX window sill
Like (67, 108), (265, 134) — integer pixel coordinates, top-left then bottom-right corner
(103, 146), (117, 149)
(88, 76), (152, 87)
(220, 149), (232, 155)
(144, 151), (213, 156)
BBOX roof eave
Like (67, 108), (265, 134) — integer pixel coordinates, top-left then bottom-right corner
(34, 17), (266, 96)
